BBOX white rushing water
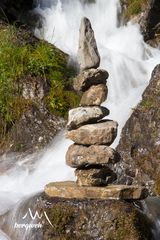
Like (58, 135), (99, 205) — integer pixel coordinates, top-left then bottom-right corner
(0, 0), (160, 238)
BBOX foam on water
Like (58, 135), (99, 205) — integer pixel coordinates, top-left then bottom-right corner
(0, 0), (160, 238)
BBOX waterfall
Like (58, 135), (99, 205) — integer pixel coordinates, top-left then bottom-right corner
(0, 0), (160, 239)
(34, 0), (160, 145)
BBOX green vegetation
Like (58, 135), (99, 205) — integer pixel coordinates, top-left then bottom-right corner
(0, 24), (79, 138)
(44, 204), (74, 235)
(108, 211), (152, 240)
(155, 177), (160, 195)
(124, 0), (148, 19)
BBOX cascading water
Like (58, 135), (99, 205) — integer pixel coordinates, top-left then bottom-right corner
(0, 0), (160, 239)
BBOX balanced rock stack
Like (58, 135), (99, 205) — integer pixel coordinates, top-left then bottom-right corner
(45, 18), (148, 200)
(66, 17), (119, 187)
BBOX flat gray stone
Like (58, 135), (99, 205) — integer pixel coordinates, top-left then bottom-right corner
(67, 106), (109, 130)
(65, 120), (118, 145)
(80, 84), (108, 106)
(78, 17), (100, 71)
(66, 144), (120, 168)
(45, 181), (149, 200)
(74, 68), (108, 92)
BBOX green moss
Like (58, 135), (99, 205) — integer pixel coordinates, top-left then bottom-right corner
(0, 24), (79, 138)
(140, 98), (155, 111)
(108, 211), (152, 240)
(44, 205), (74, 235)
(124, 0), (148, 20)
(155, 178), (160, 196)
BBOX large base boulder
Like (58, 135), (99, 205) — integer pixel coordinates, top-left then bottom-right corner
(41, 194), (153, 240)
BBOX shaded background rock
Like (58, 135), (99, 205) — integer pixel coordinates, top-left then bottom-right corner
(116, 64), (160, 195)
(5, 104), (66, 154)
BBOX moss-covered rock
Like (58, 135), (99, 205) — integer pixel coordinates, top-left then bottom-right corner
(121, 0), (160, 44)
(0, 21), (79, 154)
(116, 64), (160, 195)
(41, 195), (153, 240)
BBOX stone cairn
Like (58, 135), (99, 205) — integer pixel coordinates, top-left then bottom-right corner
(45, 17), (148, 200)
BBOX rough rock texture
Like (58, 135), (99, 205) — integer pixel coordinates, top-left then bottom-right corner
(78, 17), (100, 71)
(80, 84), (108, 106)
(0, 193), (153, 240)
(66, 120), (118, 145)
(67, 106), (109, 130)
(45, 181), (148, 200)
(66, 144), (120, 168)
(41, 194), (153, 240)
(7, 104), (66, 154)
(75, 167), (117, 186)
(116, 64), (160, 194)
(74, 68), (108, 92)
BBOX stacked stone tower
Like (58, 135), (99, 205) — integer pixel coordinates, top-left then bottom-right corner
(66, 17), (120, 187)
(45, 18), (148, 201)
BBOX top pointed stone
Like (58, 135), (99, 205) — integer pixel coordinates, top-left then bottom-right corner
(78, 17), (100, 71)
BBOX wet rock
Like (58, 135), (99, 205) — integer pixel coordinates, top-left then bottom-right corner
(75, 167), (117, 186)
(41, 194), (153, 240)
(67, 106), (109, 130)
(116, 64), (160, 195)
(66, 120), (118, 145)
(78, 17), (100, 71)
(66, 144), (120, 168)
(45, 181), (148, 200)
(74, 68), (109, 92)
(80, 83), (108, 106)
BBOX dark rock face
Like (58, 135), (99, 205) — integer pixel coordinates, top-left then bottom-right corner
(8, 104), (65, 154)
(0, 0), (34, 22)
(116, 65), (160, 194)
(41, 195), (153, 240)
(142, 0), (160, 41)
